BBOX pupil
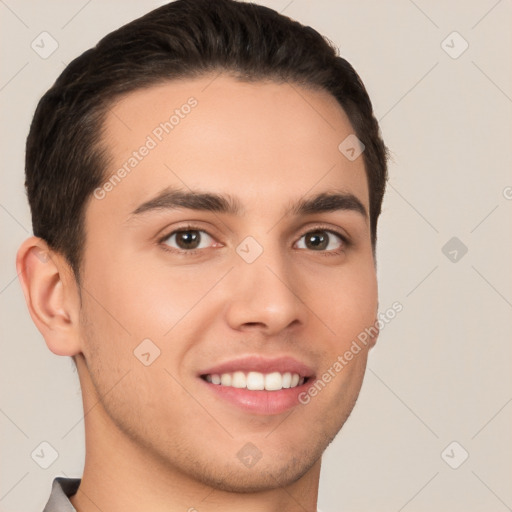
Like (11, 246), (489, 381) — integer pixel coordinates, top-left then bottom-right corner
(177, 230), (200, 249)
(307, 231), (327, 250)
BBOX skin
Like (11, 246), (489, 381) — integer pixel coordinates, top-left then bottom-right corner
(17, 74), (379, 512)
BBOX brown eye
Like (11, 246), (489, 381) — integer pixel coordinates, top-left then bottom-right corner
(175, 230), (200, 249)
(163, 229), (215, 251)
(295, 229), (344, 252)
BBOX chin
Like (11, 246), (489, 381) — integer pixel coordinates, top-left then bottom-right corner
(195, 459), (318, 493)
(179, 437), (328, 494)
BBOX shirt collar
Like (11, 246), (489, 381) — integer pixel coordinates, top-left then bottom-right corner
(43, 477), (81, 512)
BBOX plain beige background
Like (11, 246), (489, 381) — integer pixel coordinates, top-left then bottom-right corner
(1, 1), (511, 511)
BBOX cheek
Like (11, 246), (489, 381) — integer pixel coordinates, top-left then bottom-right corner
(305, 260), (377, 411)
(314, 259), (378, 349)
(81, 252), (206, 339)
(78, 253), (231, 386)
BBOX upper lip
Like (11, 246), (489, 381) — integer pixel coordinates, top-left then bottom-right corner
(199, 355), (315, 379)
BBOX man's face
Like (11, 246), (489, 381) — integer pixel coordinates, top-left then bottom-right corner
(78, 74), (378, 490)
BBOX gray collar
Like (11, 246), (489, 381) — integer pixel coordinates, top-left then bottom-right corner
(43, 477), (81, 512)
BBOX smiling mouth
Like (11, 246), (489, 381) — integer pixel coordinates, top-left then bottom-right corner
(201, 371), (310, 391)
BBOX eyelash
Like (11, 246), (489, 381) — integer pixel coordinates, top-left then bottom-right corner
(158, 223), (350, 257)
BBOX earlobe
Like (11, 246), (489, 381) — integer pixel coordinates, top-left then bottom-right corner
(367, 304), (380, 349)
(16, 237), (82, 356)
(368, 325), (379, 349)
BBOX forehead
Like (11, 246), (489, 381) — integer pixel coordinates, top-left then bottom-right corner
(94, 74), (369, 218)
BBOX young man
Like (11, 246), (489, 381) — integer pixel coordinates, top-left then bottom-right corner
(17, 0), (388, 510)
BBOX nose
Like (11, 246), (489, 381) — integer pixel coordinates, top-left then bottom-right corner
(223, 247), (308, 336)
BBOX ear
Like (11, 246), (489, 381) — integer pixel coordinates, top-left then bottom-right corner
(368, 301), (380, 349)
(16, 237), (82, 356)
(367, 324), (379, 349)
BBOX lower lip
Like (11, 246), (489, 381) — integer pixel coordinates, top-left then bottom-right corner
(200, 378), (311, 415)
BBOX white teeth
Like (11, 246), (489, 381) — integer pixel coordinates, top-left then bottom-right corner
(247, 371), (265, 390)
(204, 371), (305, 391)
(231, 371), (246, 388)
(220, 373), (232, 386)
(265, 372), (283, 391)
(282, 372), (292, 388)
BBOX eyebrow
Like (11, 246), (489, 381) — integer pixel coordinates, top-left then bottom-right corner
(129, 187), (367, 219)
